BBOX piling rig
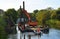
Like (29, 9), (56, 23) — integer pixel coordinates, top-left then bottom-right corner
(18, 1), (41, 34)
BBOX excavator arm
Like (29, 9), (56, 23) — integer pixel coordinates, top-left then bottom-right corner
(19, 1), (38, 27)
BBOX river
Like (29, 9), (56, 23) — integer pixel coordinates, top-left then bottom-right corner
(8, 26), (60, 39)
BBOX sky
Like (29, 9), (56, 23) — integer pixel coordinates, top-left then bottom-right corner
(0, 0), (60, 12)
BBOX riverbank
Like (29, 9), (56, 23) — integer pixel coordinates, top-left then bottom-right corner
(0, 16), (17, 39)
(46, 19), (60, 29)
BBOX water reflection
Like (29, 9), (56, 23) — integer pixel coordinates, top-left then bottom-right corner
(8, 34), (17, 39)
(8, 26), (60, 39)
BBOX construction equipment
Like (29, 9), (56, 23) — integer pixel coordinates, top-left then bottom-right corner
(18, 1), (41, 35)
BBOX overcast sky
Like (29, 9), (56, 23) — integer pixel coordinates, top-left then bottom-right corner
(0, 0), (60, 12)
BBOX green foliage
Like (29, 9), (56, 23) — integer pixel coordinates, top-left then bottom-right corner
(17, 8), (21, 17)
(33, 9), (39, 18)
(35, 7), (60, 29)
(46, 19), (60, 29)
(56, 8), (60, 20)
(0, 9), (17, 39)
(5, 8), (18, 23)
(50, 10), (56, 19)
(0, 16), (8, 39)
(0, 17), (7, 27)
(0, 26), (8, 39)
(36, 10), (50, 25)
(33, 9), (38, 13)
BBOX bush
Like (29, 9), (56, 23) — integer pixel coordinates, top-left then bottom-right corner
(0, 16), (8, 39)
(46, 19), (60, 29)
(0, 26), (8, 39)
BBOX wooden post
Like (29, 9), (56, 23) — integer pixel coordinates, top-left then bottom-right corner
(28, 35), (31, 39)
(24, 34), (25, 39)
(20, 32), (22, 39)
(38, 35), (39, 39)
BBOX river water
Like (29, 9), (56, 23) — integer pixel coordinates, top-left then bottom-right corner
(8, 26), (60, 39)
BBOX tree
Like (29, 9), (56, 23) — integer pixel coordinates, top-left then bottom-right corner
(46, 7), (54, 10)
(33, 9), (38, 13)
(50, 10), (56, 19)
(33, 9), (38, 17)
(0, 16), (8, 39)
(36, 10), (50, 25)
(56, 8), (60, 20)
(5, 8), (18, 23)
